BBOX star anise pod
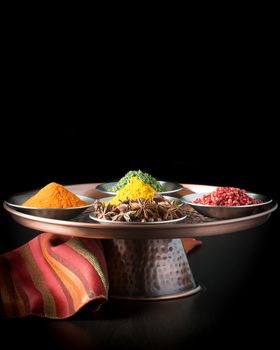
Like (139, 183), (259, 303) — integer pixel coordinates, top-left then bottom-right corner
(117, 203), (129, 212)
(112, 210), (136, 222)
(93, 202), (116, 220)
(92, 197), (186, 222)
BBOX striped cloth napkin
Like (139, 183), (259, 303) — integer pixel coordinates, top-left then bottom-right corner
(0, 234), (201, 318)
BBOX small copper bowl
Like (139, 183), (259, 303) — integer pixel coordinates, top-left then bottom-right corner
(182, 192), (272, 219)
(96, 181), (183, 196)
(5, 193), (95, 220)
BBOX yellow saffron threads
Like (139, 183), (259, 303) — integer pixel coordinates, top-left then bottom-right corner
(110, 177), (155, 205)
(22, 182), (87, 208)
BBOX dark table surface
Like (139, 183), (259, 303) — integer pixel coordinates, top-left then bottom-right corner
(0, 213), (278, 349)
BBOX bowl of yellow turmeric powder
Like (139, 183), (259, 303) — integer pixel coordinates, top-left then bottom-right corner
(5, 182), (95, 220)
(96, 170), (183, 196)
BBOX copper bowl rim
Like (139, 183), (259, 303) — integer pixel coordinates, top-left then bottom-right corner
(182, 192), (272, 209)
(5, 195), (95, 211)
(3, 200), (278, 230)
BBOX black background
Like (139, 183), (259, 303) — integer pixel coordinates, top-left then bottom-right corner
(0, 43), (279, 348)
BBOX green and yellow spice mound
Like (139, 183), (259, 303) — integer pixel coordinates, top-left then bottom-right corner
(110, 170), (164, 192)
(110, 177), (155, 205)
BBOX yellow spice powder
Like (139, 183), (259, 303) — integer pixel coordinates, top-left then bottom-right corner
(110, 177), (155, 205)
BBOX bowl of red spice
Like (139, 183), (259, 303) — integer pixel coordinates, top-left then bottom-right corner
(182, 187), (273, 219)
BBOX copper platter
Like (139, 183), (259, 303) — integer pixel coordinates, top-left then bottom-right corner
(3, 183), (277, 300)
(3, 183), (277, 239)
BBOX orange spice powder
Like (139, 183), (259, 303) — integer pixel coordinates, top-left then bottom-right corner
(22, 182), (87, 208)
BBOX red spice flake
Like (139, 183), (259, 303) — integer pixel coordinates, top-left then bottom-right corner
(193, 187), (262, 206)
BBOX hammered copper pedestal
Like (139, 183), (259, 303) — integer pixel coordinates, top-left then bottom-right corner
(103, 239), (201, 300)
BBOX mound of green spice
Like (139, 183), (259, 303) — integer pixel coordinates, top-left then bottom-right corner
(110, 170), (164, 192)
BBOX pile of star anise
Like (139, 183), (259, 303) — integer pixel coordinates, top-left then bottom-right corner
(92, 197), (186, 222)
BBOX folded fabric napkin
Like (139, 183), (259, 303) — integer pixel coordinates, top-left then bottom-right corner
(0, 234), (201, 319)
